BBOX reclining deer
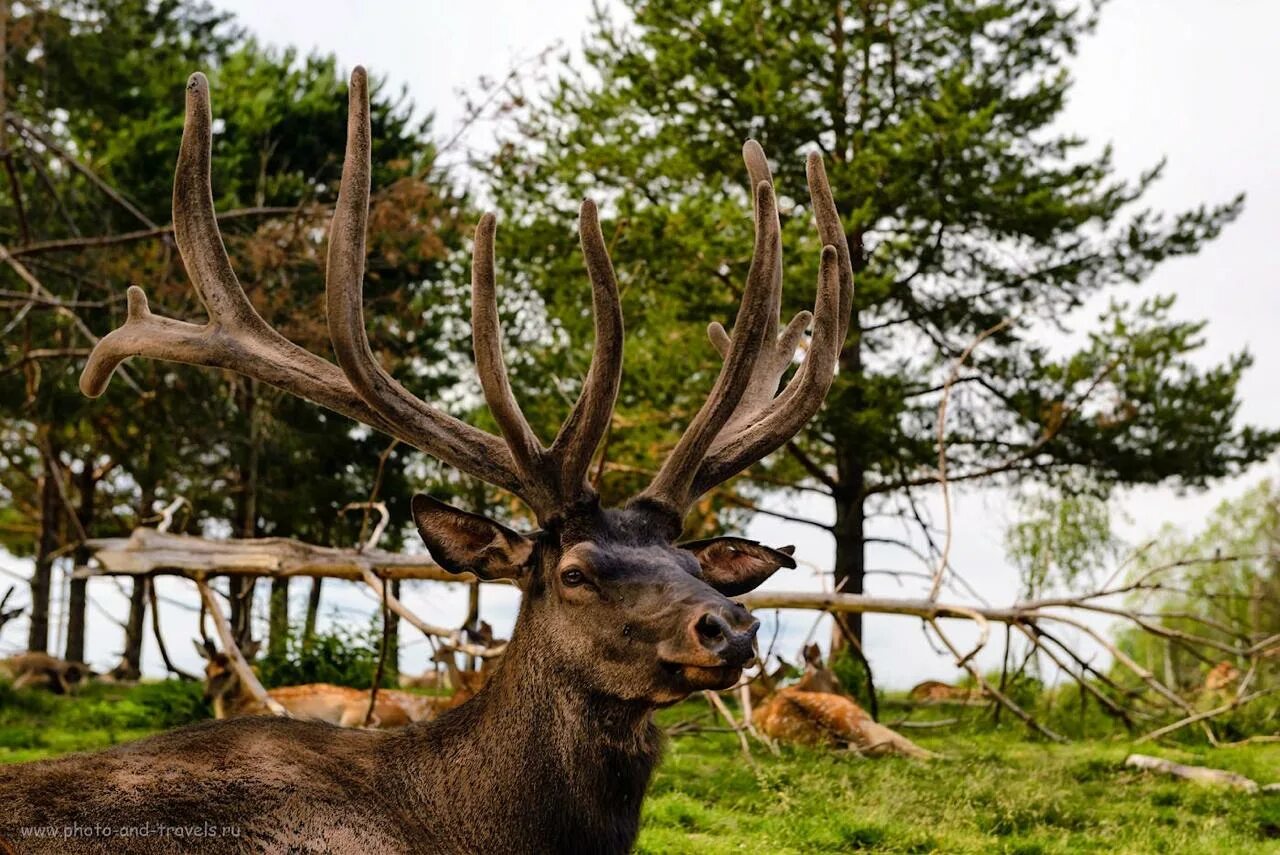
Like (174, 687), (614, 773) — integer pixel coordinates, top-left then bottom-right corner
(0, 66), (851, 853)
(0, 652), (94, 695)
(196, 639), (445, 728)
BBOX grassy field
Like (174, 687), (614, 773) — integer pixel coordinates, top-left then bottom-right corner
(1, 681), (1277, 853)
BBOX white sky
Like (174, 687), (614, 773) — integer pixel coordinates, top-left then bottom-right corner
(3, 0), (1278, 689)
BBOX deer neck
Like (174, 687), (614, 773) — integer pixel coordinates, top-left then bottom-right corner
(389, 622), (663, 851)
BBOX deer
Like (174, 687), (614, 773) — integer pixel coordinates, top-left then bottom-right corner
(195, 639), (442, 728)
(0, 652), (94, 695)
(755, 644), (934, 759)
(908, 678), (987, 706)
(0, 65), (851, 854)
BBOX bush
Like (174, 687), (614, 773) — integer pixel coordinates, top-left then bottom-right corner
(830, 646), (877, 711)
(257, 620), (395, 690)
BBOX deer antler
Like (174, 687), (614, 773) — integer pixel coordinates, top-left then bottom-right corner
(80, 68), (622, 523)
(635, 142), (853, 523)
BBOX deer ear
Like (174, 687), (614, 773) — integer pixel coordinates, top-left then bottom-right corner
(679, 537), (797, 596)
(194, 639), (213, 661)
(412, 494), (534, 581)
(241, 639), (261, 660)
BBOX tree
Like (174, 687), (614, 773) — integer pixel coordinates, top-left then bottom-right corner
(1118, 479), (1280, 695)
(482, 0), (1277, 643)
(1, 1), (470, 664)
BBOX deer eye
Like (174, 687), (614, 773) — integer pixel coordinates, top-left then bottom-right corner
(561, 568), (587, 587)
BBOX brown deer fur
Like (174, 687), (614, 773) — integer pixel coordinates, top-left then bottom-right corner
(756, 646), (933, 760)
(197, 641), (448, 728)
(0, 652), (93, 695)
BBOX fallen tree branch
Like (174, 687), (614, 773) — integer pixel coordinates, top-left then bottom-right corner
(360, 568), (505, 659)
(1125, 754), (1260, 792)
(193, 576), (288, 717)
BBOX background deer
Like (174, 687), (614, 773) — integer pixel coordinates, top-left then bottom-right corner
(195, 639), (444, 728)
(0, 652), (94, 695)
(756, 644), (934, 759)
(0, 65), (850, 853)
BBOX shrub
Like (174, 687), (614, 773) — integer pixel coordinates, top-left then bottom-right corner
(257, 620), (395, 690)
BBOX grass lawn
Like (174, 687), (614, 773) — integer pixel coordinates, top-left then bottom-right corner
(1, 681), (1277, 853)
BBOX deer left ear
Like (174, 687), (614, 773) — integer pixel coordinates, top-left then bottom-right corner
(679, 537), (796, 596)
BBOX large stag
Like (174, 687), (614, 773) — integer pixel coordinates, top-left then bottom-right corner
(0, 68), (851, 853)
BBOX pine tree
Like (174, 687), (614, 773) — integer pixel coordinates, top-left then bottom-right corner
(483, 0), (1278, 642)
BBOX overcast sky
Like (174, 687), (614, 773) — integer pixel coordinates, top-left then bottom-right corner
(3, 0), (1277, 688)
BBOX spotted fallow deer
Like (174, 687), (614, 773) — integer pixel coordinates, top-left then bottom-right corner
(195, 639), (442, 728)
(0, 66), (851, 854)
(756, 645), (933, 759)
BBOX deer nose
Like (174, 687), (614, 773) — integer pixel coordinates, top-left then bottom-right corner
(693, 608), (760, 667)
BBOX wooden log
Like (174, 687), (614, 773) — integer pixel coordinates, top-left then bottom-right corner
(75, 528), (465, 583)
(1124, 754), (1259, 792)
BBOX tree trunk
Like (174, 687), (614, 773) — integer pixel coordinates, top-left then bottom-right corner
(268, 577), (289, 657)
(831, 490), (866, 644)
(114, 576), (148, 680)
(230, 378), (260, 647)
(114, 483), (155, 679)
(386, 579), (401, 681)
(64, 459), (95, 662)
(830, 222), (867, 647)
(302, 577), (322, 651)
(465, 581), (480, 671)
(27, 440), (60, 654)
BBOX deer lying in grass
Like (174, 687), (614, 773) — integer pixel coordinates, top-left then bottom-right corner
(908, 678), (987, 706)
(196, 639), (446, 728)
(756, 644), (934, 759)
(0, 66), (850, 853)
(0, 652), (94, 695)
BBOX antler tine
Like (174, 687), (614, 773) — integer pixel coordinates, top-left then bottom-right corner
(634, 156), (782, 522)
(470, 213), (546, 483)
(548, 199), (624, 498)
(171, 74), (257, 327)
(804, 151), (853, 340)
(706, 141), (814, 438)
(325, 67), (524, 500)
(83, 69), (526, 501)
(692, 149), (854, 497)
(694, 244), (845, 496)
(81, 74), (406, 445)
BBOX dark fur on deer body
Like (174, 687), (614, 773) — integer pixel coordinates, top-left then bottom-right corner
(0, 630), (658, 854)
(0, 507), (780, 854)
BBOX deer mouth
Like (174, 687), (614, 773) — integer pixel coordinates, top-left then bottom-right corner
(660, 660), (742, 690)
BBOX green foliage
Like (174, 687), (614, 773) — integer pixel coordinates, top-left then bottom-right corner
(1116, 478), (1280, 697)
(1006, 489), (1117, 596)
(481, 0), (1277, 565)
(256, 619), (396, 690)
(830, 645), (877, 710)
(1, 1), (476, 660)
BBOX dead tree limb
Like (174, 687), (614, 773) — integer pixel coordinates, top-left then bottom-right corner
(194, 576), (287, 717)
(146, 580), (197, 682)
(1125, 754), (1261, 792)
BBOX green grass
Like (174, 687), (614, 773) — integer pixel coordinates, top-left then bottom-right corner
(642, 710), (1280, 854)
(1, 682), (1277, 853)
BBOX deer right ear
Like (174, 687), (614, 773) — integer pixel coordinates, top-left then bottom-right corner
(411, 494), (534, 581)
(194, 639), (213, 661)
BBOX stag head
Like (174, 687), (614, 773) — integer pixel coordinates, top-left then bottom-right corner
(82, 67), (852, 708)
